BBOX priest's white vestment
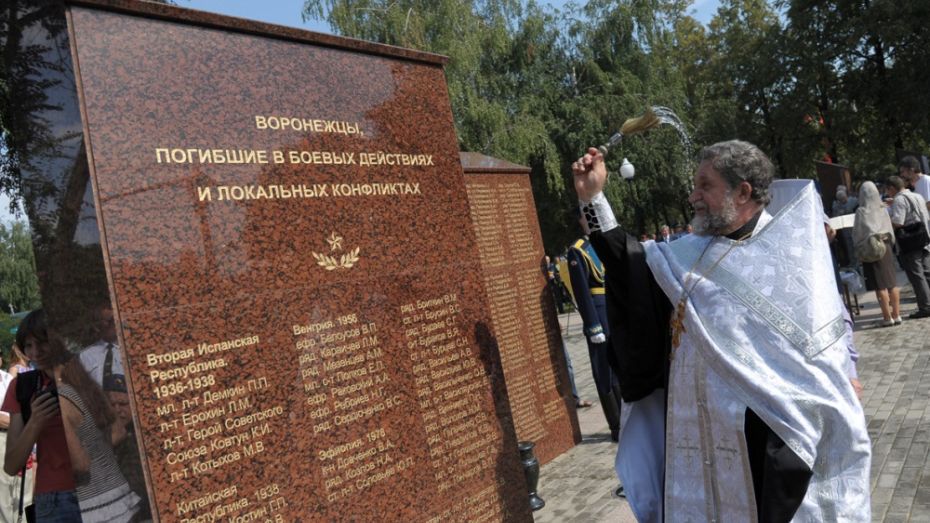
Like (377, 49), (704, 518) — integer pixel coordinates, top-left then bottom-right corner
(616, 180), (871, 522)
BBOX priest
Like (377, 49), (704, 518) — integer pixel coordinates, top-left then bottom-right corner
(572, 140), (870, 522)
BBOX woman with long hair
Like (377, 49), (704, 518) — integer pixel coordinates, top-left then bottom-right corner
(7, 343), (30, 378)
(2, 343), (36, 522)
(3, 309), (139, 522)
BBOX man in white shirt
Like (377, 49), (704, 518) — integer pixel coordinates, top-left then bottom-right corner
(900, 155), (930, 212)
(79, 303), (124, 385)
(887, 175), (930, 318)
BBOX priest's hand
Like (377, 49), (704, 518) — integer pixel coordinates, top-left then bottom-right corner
(573, 147), (607, 203)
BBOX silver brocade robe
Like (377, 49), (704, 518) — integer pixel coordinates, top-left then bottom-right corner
(628, 180), (871, 522)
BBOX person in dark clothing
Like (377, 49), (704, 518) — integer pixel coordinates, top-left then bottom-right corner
(544, 255), (566, 313)
(565, 229), (622, 440)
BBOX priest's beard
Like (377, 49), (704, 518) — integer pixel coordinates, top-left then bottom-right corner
(691, 192), (738, 236)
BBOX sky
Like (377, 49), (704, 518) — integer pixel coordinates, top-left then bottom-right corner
(1, 0), (721, 225)
(178, 0), (722, 32)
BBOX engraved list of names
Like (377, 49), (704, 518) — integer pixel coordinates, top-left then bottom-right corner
(464, 169), (580, 465)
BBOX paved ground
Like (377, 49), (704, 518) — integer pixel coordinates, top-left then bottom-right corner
(532, 308), (636, 523)
(534, 269), (930, 522)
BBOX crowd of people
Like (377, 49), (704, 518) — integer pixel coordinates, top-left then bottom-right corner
(634, 224), (693, 243)
(0, 306), (148, 523)
(831, 155), (930, 327)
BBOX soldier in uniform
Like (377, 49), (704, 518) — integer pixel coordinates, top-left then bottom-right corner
(566, 220), (623, 440)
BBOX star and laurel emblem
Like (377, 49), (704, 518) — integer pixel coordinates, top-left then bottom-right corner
(312, 232), (360, 270)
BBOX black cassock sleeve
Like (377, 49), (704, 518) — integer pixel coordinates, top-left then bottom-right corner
(588, 227), (671, 402)
(589, 227), (812, 521)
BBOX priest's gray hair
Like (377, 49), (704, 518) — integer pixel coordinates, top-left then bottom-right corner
(698, 140), (774, 205)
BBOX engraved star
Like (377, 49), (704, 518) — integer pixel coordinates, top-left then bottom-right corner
(326, 232), (343, 251)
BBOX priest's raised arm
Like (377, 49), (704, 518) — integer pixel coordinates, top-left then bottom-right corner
(571, 148), (671, 403)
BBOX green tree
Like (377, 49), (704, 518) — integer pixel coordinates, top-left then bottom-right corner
(702, 0), (807, 176)
(0, 221), (40, 313)
(554, 0), (696, 235)
(781, 0), (930, 179)
(11, 0), (927, 254)
(0, 312), (20, 360)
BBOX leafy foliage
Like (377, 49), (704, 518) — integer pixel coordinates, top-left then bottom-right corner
(0, 313), (19, 360)
(300, 0), (930, 250)
(2, 0), (928, 259)
(0, 221), (40, 313)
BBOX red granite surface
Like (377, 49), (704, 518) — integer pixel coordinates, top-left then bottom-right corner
(68, 3), (531, 521)
(462, 156), (581, 465)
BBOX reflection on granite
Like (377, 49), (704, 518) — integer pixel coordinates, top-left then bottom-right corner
(3, 1), (109, 344)
(3, 1), (148, 518)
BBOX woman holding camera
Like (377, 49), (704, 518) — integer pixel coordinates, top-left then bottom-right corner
(3, 309), (138, 522)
